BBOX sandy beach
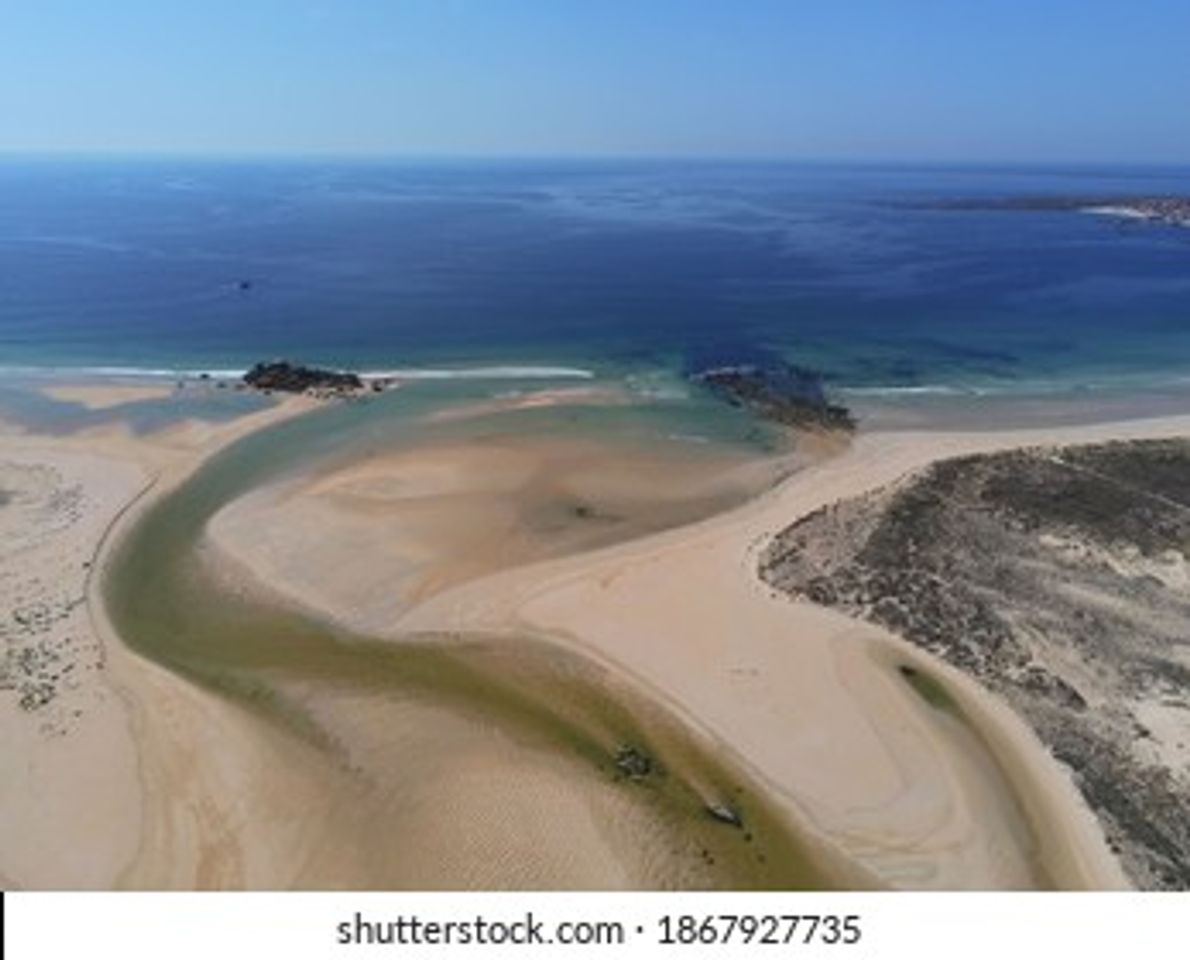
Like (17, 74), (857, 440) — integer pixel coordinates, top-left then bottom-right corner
(207, 430), (789, 634)
(39, 383), (178, 411)
(3, 380), (1188, 889)
(391, 416), (1190, 890)
(0, 394), (320, 887)
(200, 402), (1190, 888)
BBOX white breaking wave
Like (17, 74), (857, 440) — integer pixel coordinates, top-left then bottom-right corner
(0, 363), (596, 382)
(359, 366), (596, 381)
(839, 384), (973, 397)
(0, 365), (249, 380)
(1081, 205), (1152, 221)
(843, 373), (1190, 400)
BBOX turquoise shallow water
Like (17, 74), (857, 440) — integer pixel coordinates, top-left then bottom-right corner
(3, 158), (1190, 398)
(0, 361), (792, 454)
(0, 377), (273, 433)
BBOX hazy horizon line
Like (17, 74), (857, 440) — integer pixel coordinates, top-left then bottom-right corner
(2, 148), (1190, 173)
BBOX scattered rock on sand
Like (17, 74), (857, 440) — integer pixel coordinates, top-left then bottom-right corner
(705, 802), (745, 828)
(614, 744), (660, 782)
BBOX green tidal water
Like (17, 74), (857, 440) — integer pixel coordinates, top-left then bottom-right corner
(102, 384), (840, 889)
(898, 665), (963, 715)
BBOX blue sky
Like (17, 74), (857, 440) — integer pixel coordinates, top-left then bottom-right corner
(3, 0), (1189, 162)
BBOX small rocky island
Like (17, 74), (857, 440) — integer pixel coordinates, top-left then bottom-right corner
(242, 360), (378, 397)
(693, 362), (856, 432)
(760, 438), (1190, 890)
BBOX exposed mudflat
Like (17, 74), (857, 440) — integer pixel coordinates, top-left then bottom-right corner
(761, 438), (1190, 890)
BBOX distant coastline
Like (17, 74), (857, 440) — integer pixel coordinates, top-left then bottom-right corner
(5, 155), (1190, 891)
(921, 194), (1190, 228)
(6, 159), (1190, 404)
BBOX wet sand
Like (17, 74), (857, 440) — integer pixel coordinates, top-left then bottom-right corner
(0, 394), (317, 888)
(208, 431), (789, 633)
(392, 415), (1190, 889)
(40, 383), (178, 410)
(760, 438), (1190, 888)
(5, 377), (1189, 889)
(98, 394), (845, 890)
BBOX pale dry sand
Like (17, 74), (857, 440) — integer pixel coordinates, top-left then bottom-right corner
(7, 376), (1190, 889)
(423, 385), (631, 423)
(0, 395), (324, 889)
(254, 413), (1190, 890)
(208, 433), (786, 634)
(0, 446), (146, 888)
(40, 383), (178, 410)
(4, 392), (760, 890)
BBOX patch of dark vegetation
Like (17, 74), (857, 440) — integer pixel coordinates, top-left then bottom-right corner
(1047, 725), (1190, 889)
(692, 362), (856, 433)
(760, 438), (1190, 889)
(0, 464), (100, 737)
(243, 360), (365, 396)
(3, 597), (90, 717)
(1059, 439), (1190, 510)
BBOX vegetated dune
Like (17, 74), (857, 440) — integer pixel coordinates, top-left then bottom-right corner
(761, 438), (1190, 890)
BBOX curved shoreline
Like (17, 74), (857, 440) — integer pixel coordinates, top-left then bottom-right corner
(0, 395), (321, 888)
(81, 396), (334, 888)
(388, 415), (1190, 888)
(96, 397), (857, 889)
(8, 381), (1187, 888)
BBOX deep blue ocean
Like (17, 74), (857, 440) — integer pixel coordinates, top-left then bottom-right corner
(2, 157), (1190, 395)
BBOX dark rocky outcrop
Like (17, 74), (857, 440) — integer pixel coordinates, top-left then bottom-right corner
(693, 362), (855, 432)
(242, 360), (364, 395)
